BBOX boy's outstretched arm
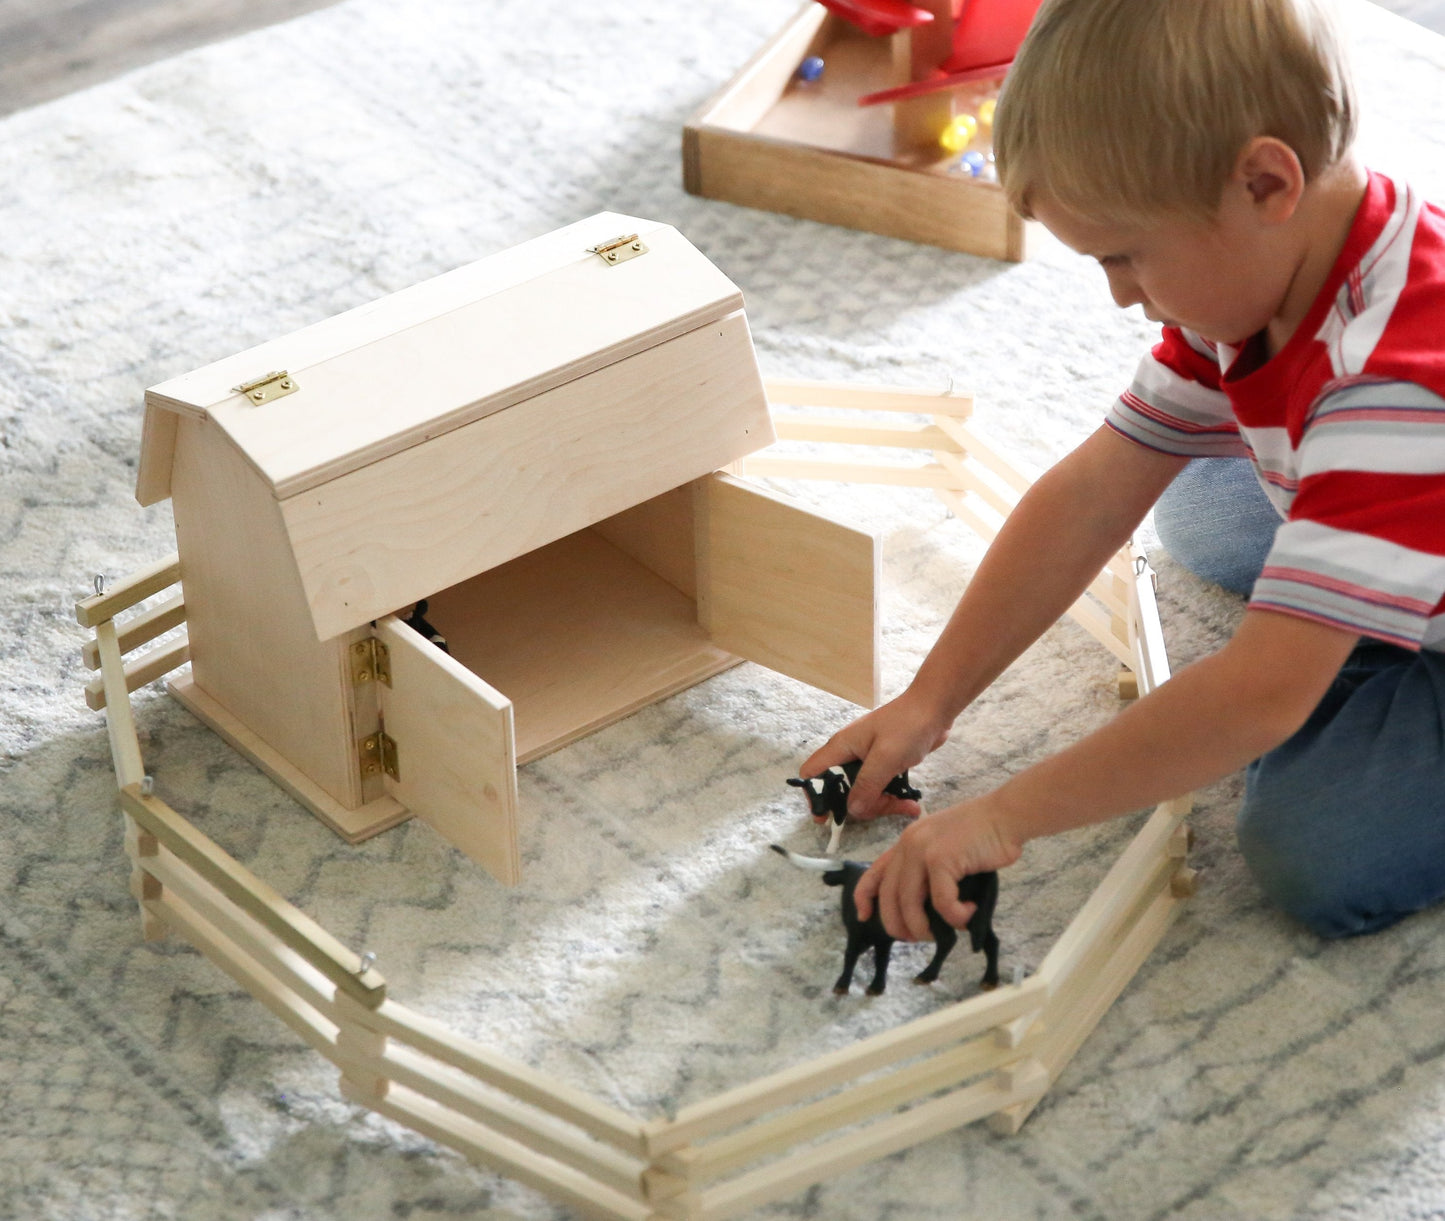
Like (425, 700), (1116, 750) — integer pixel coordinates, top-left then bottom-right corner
(856, 608), (1360, 941)
(801, 425), (1188, 816)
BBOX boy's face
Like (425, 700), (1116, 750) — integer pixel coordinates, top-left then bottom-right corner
(1031, 191), (1289, 347)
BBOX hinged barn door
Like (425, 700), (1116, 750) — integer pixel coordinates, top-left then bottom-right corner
(375, 615), (521, 885)
(694, 473), (879, 708)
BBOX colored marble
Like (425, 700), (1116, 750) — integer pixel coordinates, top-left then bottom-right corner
(939, 112), (978, 153)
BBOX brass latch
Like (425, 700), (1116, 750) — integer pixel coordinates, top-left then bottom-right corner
(233, 370), (298, 405)
(358, 731), (399, 782)
(588, 234), (648, 266)
(349, 637), (391, 687)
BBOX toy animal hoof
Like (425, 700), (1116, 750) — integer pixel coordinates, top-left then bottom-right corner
(866, 985), (884, 997)
(833, 985), (850, 996)
(979, 980), (998, 991)
(912, 975), (935, 986)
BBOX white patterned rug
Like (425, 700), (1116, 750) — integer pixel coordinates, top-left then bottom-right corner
(3, 1), (1445, 1218)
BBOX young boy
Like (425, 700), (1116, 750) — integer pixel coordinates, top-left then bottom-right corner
(800, 0), (1445, 945)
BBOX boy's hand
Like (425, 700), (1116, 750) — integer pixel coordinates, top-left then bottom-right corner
(798, 689), (951, 819)
(854, 798), (1023, 940)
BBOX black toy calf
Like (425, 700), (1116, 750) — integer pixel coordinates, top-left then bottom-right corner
(787, 760), (922, 855)
(402, 599), (450, 654)
(771, 845), (1000, 996)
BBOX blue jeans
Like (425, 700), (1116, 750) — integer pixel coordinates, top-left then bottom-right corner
(1155, 459), (1445, 938)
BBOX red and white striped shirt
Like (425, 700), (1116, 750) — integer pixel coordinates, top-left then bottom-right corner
(1107, 170), (1445, 651)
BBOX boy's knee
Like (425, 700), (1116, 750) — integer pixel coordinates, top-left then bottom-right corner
(1237, 767), (1430, 939)
(1237, 651), (1445, 938)
(1236, 802), (1370, 938)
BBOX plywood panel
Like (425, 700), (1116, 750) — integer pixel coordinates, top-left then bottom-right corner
(423, 529), (739, 764)
(376, 616), (520, 886)
(144, 218), (744, 498)
(695, 473), (879, 708)
(591, 484), (698, 599)
(282, 312), (772, 640)
(686, 125), (1026, 259)
(169, 415), (360, 805)
(168, 674), (408, 842)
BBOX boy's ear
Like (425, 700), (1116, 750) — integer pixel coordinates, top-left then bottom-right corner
(1233, 136), (1305, 222)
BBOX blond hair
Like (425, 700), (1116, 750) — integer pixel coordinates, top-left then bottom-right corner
(993, 0), (1357, 223)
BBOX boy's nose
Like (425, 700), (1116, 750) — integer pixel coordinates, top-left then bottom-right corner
(1106, 270), (1145, 311)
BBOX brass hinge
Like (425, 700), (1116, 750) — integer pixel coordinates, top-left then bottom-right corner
(233, 370), (298, 405)
(349, 637), (391, 687)
(358, 731), (399, 782)
(588, 233), (648, 266)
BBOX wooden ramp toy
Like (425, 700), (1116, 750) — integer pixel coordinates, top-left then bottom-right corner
(684, 2), (1044, 258)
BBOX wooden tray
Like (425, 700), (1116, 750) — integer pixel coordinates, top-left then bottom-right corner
(684, 4), (1037, 260)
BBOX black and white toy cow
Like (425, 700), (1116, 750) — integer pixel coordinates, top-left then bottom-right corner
(402, 599), (450, 654)
(771, 844), (1000, 997)
(787, 760), (922, 855)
